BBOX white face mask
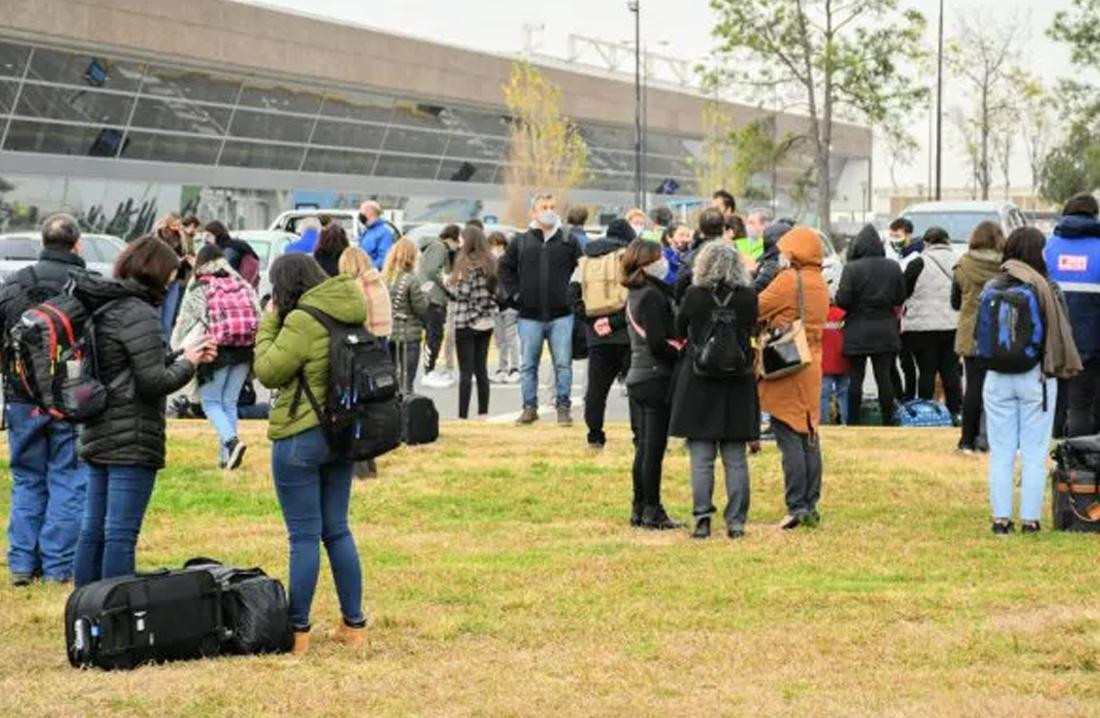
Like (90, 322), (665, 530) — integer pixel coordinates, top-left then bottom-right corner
(537, 210), (559, 228)
(630, 223), (646, 236)
(643, 256), (670, 280)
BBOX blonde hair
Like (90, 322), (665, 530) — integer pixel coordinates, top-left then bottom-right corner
(625, 208), (646, 224)
(338, 246), (372, 279)
(383, 238), (418, 283)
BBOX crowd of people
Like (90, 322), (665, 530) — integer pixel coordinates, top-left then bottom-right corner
(3, 186), (1099, 654)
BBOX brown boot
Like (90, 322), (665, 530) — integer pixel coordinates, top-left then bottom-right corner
(331, 621), (367, 648)
(291, 630), (310, 656)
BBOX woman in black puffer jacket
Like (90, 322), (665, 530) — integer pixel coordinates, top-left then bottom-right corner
(72, 237), (216, 587)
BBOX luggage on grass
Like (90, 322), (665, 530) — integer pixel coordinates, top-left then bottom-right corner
(893, 399), (953, 428)
(183, 558), (293, 655)
(402, 393), (440, 445)
(1050, 435), (1100, 533)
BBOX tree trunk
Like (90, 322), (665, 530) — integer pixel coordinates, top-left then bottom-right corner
(816, 0), (835, 233)
(980, 84), (991, 200)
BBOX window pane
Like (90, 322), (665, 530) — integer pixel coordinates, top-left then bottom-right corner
(239, 81), (321, 115)
(130, 97), (231, 136)
(122, 131), (221, 165)
(448, 107), (509, 137)
(229, 109), (312, 143)
(15, 83), (133, 126)
(382, 127), (448, 155)
(0, 79), (18, 113)
(3, 120), (112, 156)
(586, 173), (634, 192)
(646, 132), (693, 157)
(0, 41), (30, 78)
(310, 119), (385, 151)
(301, 148), (376, 175)
(26, 47), (142, 91)
(373, 153), (441, 179)
(391, 102), (447, 130)
(142, 65), (242, 105)
(320, 89), (394, 124)
(646, 155), (693, 178)
(445, 135), (508, 162)
(219, 140), (305, 170)
(581, 124), (635, 152)
(436, 159), (494, 183)
(589, 149), (634, 175)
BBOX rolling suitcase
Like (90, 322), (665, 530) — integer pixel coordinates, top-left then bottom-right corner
(66, 568), (226, 670)
(183, 558), (293, 655)
(395, 335), (439, 446)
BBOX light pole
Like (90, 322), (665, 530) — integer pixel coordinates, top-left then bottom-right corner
(628, 1), (642, 209)
(935, 0), (944, 201)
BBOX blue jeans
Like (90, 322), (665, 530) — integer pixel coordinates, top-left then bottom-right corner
(73, 463), (157, 587)
(820, 374), (851, 425)
(160, 280), (181, 340)
(272, 427), (362, 629)
(517, 315), (574, 409)
(983, 366), (1057, 522)
(199, 362), (250, 462)
(5, 402), (86, 580)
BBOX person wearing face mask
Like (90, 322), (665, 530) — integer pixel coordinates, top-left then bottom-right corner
(625, 208), (648, 240)
(498, 192), (583, 426)
(890, 217), (921, 403)
(357, 199), (395, 271)
(622, 239), (683, 530)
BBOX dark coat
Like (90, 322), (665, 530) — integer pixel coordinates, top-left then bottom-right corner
(568, 221), (631, 347)
(752, 221), (792, 294)
(71, 275), (195, 468)
(835, 225), (906, 356)
(497, 226), (582, 321)
(669, 283), (760, 440)
(625, 276), (681, 386)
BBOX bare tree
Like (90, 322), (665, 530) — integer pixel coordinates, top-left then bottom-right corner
(946, 9), (1023, 200)
(1016, 75), (1058, 190)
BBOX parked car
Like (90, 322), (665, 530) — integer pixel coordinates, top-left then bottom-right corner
(406, 221), (522, 250)
(270, 209), (401, 244)
(901, 201), (1028, 254)
(816, 229), (843, 290)
(0, 232), (125, 282)
(231, 229), (297, 305)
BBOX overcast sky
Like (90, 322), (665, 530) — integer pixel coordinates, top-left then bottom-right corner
(242, 0), (1080, 193)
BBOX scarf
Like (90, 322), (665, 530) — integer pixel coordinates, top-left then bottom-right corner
(1002, 259), (1083, 379)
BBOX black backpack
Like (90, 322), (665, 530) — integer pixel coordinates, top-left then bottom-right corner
(291, 305), (402, 461)
(692, 289), (750, 379)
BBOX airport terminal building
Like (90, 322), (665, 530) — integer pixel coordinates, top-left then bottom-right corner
(0, 0), (872, 236)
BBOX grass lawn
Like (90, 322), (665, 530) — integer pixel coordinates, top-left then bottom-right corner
(1, 420), (1098, 717)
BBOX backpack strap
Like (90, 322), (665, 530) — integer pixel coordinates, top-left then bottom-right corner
(287, 305), (337, 421)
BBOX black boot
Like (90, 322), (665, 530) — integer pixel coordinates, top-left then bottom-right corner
(641, 505), (685, 531)
(691, 516), (711, 539)
(630, 503), (643, 527)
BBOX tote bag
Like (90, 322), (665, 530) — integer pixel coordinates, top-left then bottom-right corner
(758, 270), (812, 381)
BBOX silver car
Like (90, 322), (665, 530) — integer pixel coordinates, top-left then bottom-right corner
(0, 232), (125, 282)
(901, 200), (1028, 255)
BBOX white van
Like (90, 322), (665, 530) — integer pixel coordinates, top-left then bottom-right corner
(901, 201), (1028, 255)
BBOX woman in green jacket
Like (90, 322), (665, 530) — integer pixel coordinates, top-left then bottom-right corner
(254, 253), (368, 656)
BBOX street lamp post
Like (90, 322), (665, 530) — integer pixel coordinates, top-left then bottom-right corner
(935, 0), (944, 201)
(628, 1), (642, 209)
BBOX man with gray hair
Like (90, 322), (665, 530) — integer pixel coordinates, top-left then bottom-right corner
(358, 199), (395, 270)
(738, 208), (772, 262)
(0, 212), (88, 586)
(498, 192), (582, 425)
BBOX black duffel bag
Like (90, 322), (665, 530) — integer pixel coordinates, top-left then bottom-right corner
(1050, 436), (1100, 533)
(184, 558), (293, 655)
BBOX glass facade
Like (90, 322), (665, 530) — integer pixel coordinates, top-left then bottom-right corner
(0, 38), (700, 194)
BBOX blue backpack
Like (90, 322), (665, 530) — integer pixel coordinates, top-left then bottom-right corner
(893, 399), (953, 428)
(973, 278), (1044, 374)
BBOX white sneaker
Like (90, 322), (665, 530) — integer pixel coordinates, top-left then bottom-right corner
(490, 369), (508, 385)
(506, 369), (521, 384)
(422, 371), (445, 389)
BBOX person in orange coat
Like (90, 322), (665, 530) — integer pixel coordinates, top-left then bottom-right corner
(757, 226), (830, 530)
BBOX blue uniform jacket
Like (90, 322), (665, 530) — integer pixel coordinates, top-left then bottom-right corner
(1046, 214), (1100, 362)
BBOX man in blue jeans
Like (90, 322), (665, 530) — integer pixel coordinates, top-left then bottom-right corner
(498, 193), (582, 425)
(0, 213), (88, 586)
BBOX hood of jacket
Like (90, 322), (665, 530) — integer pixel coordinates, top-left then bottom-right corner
(604, 218), (636, 245)
(298, 274), (367, 325)
(901, 238), (925, 258)
(194, 257), (234, 278)
(585, 235), (629, 258)
(848, 224), (886, 261)
(957, 248), (1002, 277)
(778, 226), (824, 268)
(763, 221), (793, 250)
(72, 273), (160, 310)
(1054, 214), (1100, 240)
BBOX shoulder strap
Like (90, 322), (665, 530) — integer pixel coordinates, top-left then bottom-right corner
(925, 252), (954, 284)
(795, 269), (805, 321)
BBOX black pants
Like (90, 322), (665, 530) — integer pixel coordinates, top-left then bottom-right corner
(585, 343), (631, 445)
(389, 339), (421, 394)
(455, 327), (491, 419)
(898, 334), (918, 402)
(424, 304), (447, 373)
(772, 418), (822, 517)
(1066, 357), (1100, 437)
(628, 377), (671, 512)
(905, 330), (963, 415)
(847, 352), (897, 426)
(960, 356), (987, 448)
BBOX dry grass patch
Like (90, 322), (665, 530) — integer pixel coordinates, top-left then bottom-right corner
(0, 422), (1098, 717)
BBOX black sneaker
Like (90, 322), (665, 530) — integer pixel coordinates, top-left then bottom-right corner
(727, 528), (745, 540)
(691, 516), (711, 540)
(224, 437), (247, 471)
(10, 573), (33, 588)
(1021, 521), (1041, 534)
(992, 520), (1015, 536)
(641, 506), (685, 531)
